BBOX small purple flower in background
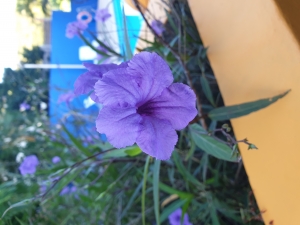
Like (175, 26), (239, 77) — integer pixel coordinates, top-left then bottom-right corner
(52, 156), (61, 164)
(151, 20), (165, 36)
(66, 21), (88, 39)
(19, 155), (39, 175)
(57, 91), (75, 106)
(39, 184), (47, 195)
(95, 8), (111, 23)
(169, 208), (193, 225)
(19, 102), (30, 112)
(60, 183), (77, 196)
(74, 52), (197, 160)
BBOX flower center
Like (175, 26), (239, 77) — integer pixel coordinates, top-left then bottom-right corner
(137, 102), (153, 116)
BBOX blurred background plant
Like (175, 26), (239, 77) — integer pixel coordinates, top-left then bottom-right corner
(0, 0), (276, 224)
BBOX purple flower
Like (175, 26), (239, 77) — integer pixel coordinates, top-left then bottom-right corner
(19, 155), (39, 175)
(39, 184), (47, 194)
(169, 208), (192, 225)
(95, 8), (111, 23)
(74, 62), (127, 102)
(52, 156), (61, 164)
(57, 91), (75, 106)
(19, 102), (30, 111)
(66, 21), (88, 39)
(151, 20), (165, 36)
(60, 183), (77, 196)
(92, 52), (197, 160)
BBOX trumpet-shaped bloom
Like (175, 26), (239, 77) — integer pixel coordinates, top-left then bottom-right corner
(93, 52), (197, 160)
(169, 208), (193, 225)
(19, 155), (39, 175)
(65, 21), (87, 39)
(74, 52), (196, 159)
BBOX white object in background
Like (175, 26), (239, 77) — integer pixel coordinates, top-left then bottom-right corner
(83, 97), (96, 109)
(22, 64), (85, 69)
(16, 152), (25, 163)
(124, 1), (141, 16)
(79, 45), (98, 61)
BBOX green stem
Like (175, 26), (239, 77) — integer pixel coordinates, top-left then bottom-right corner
(78, 33), (111, 57)
(87, 30), (123, 58)
(142, 156), (151, 225)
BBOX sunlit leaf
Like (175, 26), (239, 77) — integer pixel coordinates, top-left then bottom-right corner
(208, 90), (290, 121)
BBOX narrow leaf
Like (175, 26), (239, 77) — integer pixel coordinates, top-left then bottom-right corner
(208, 90), (290, 121)
(189, 124), (238, 162)
(62, 125), (91, 157)
(200, 75), (215, 106)
(87, 30), (122, 57)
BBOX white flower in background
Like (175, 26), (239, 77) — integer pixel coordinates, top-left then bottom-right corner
(26, 126), (36, 132)
(55, 124), (62, 130)
(16, 152), (25, 163)
(40, 102), (47, 110)
(4, 137), (11, 143)
(83, 96), (95, 109)
(17, 141), (27, 148)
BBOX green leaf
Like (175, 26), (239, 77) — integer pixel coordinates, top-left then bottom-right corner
(96, 164), (133, 201)
(102, 146), (141, 159)
(125, 146), (142, 156)
(160, 199), (187, 223)
(87, 30), (122, 57)
(121, 180), (143, 218)
(158, 183), (193, 199)
(62, 125), (91, 157)
(1, 198), (34, 219)
(153, 160), (161, 225)
(189, 124), (238, 162)
(208, 90), (290, 121)
(78, 33), (110, 57)
(200, 75), (216, 107)
(173, 151), (206, 188)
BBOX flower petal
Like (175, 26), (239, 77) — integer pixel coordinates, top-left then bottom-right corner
(74, 71), (100, 96)
(127, 52), (173, 103)
(140, 83), (197, 130)
(136, 116), (178, 160)
(74, 62), (128, 97)
(94, 68), (142, 106)
(96, 106), (142, 148)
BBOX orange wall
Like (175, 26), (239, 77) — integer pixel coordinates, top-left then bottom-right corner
(188, 0), (300, 224)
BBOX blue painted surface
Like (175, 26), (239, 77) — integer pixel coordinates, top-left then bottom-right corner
(50, 0), (143, 137)
(50, 8), (98, 135)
